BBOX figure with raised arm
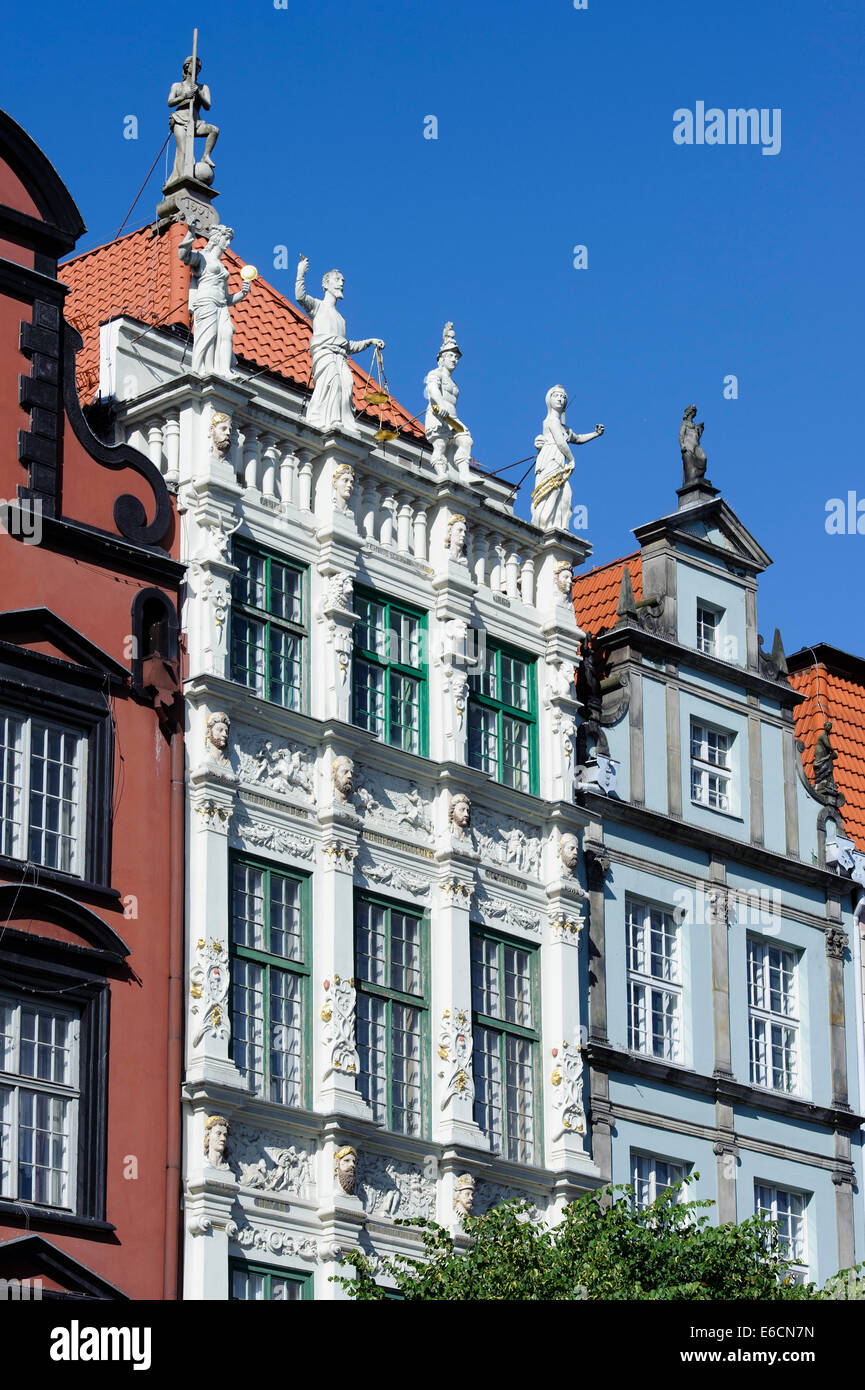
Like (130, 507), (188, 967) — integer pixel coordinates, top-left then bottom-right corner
(531, 386), (604, 532)
(178, 224), (251, 377)
(295, 256), (384, 435)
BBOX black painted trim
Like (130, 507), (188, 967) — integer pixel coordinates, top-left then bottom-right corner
(0, 608), (128, 681)
(0, 1235), (127, 1298)
(0, 887), (129, 959)
(130, 586), (180, 692)
(0, 108), (85, 251)
(598, 624), (802, 706)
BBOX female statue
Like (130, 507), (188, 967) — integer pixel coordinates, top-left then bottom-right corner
(531, 386), (603, 532)
(178, 224), (251, 377)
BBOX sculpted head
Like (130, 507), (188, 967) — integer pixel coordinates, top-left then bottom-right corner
(437, 322), (462, 363)
(209, 411), (232, 457)
(559, 832), (580, 874)
(183, 55), (203, 78)
(204, 1114), (228, 1166)
(453, 1173), (475, 1217)
(554, 560), (573, 599)
(447, 513), (467, 556)
(334, 1144), (358, 1195)
(323, 269), (344, 299)
(683, 404), (697, 421)
(449, 792), (471, 836)
(546, 385), (568, 412)
(332, 755), (354, 801)
(206, 711), (230, 757)
(333, 463), (355, 506)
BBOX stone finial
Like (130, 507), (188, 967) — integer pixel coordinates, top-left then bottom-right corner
(559, 832), (580, 875)
(155, 38), (221, 232)
(616, 566), (638, 623)
(205, 710), (231, 763)
(334, 1144), (358, 1195)
(332, 755), (355, 803)
(453, 1173), (475, 1217)
(758, 628), (789, 683)
(332, 463), (355, 513)
(203, 1114), (229, 1168)
(209, 411), (232, 459)
(448, 792), (472, 839)
(679, 404), (707, 484)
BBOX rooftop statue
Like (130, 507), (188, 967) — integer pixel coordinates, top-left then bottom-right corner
(167, 51), (218, 185)
(531, 386), (603, 532)
(424, 323), (473, 481)
(812, 719), (839, 794)
(296, 256), (384, 435)
(679, 405), (708, 485)
(179, 224), (251, 377)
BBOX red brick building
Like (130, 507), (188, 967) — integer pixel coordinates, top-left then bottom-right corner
(0, 110), (183, 1300)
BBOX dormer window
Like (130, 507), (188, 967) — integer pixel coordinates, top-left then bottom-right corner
(696, 603), (721, 657)
(690, 720), (732, 812)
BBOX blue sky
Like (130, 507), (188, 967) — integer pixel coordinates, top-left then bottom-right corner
(5, 0), (863, 653)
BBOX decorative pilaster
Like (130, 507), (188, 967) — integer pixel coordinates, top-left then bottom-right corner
(186, 776), (239, 1086)
(317, 573), (358, 723)
(315, 811), (368, 1119)
(544, 864), (589, 1168)
(432, 823), (486, 1148)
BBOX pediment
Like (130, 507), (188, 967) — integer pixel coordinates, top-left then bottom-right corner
(634, 498), (772, 574)
(0, 883), (129, 960)
(0, 1235), (127, 1300)
(0, 608), (128, 680)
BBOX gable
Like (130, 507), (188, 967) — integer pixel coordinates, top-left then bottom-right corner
(0, 608), (128, 681)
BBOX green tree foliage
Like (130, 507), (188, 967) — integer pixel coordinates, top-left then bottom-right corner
(334, 1180), (836, 1301)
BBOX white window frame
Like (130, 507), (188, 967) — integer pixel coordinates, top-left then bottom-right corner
(748, 939), (799, 1093)
(690, 719), (733, 813)
(0, 993), (80, 1210)
(755, 1183), (808, 1279)
(631, 1151), (687, 1209)
(0, 709), (87, 875)
(696, 602), (722, 657)
(626, 899), (683, 1062)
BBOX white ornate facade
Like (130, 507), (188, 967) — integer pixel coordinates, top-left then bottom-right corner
(98, 284), (600, 1299)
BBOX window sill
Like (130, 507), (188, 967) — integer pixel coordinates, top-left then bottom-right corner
(689, 800), (744, 825)
(0, 1198), (114, 1236)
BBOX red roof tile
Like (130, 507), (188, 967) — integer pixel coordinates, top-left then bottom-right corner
(572, 552), (642, 635)
(61, 223), (424, 440)
(790, 658), (865, 848)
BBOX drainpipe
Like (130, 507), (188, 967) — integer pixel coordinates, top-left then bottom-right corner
(163, 719), (185, 1299)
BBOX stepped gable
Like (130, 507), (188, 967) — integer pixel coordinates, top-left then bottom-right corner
(571, 551), (642, 634)
(61, 222), (424, 440)
(789, 647), (865, 847)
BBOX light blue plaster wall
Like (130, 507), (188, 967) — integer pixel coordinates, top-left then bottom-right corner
(760, 721), (787, 854)
(608, 1074), (716, 1127)
(601, 710), (630, 802)
(609, 1114), (714, 1205)
(796, 771), (821, 864)
(734, 1146), (839, 1283)
(678, 690), (750, 842)
(607, 823), (708, 878)
(642, 676), (667, 814)
(675, 560), (747, 668)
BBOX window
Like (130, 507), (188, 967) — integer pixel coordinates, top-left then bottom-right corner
(627, 899), (682, 1062)
(230, 1259), (312, 1300)
(355, 894), (427, 1135)
(690, 720), (733, 812)
(470, 929), (539, 1162)
(230, 858), (310, 1106)
(696, 603), (721, 657)
(0, 710), (86, 875)
(0, 995), (80, 1209)
(756, 1184), (808, 1276)
(231, 544), (306, 709)
(631, 1152), (686, 1209)
(352, 592), (427, 755)
(748, 939), (799, 1093)
(468, 641), (537, 792)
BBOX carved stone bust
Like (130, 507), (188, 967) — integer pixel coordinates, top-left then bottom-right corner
(453, 1173), (475, 1217)
(204, 1114), (229, 1169)
(554, 560), (574, 600)
(449, 792), (471, 838)
(332, 463), (355, 513)
(205, 711), (231, 764)
(332, 755), (355, 802)
(334, 1144), (358, 1196)
(209, 411), (232, 459)
(559, 832), (579, 875)
(446, 513), (468, 563)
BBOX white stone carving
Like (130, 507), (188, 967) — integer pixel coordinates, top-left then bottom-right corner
(549, 910), (583, 945)
(227, 1216), (318, 1261)
(472, 807), (542, 877)
(360, 858), (430, 899)
(230, 816), (315, 860)
(295, 256), (383, 435)
(448, 791), (472, 840)
(445, 513), (468, 564)
(424, 322), (473, 481)
(559, 832), (580, 876)
(322, 571), (354, 611)
(332, 464), (355, 514)
(209, 410), (232, 459)
(438, 1007), (474, 1108)
(231, 1126), (314, 1196)
(477, 893), (541, 935)
(190, 937), (230, 1046)
(204, 1114), (230, 1169)
(320, 975), (359, 1077)
(359, 1154), (435, 1220)
(550, 1036), (586, 1137)
(531, 385), (603, 533)
(476, 1182), (543, 1221)
(236, 737), (314, 797)
(353, 765), (433, 840)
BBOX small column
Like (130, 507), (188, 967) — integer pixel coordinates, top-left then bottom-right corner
(543, 887), (589, 1171)
(163, 411), (180, 486)
(260, 433), (278, 498)
(520, 555), (535, 606)
(186, 769), (239, 1088)
(243, 429), (260, 491)
(473, 530), (488, 588)
(488, 537), (503, 593)
(825, 916), (850, 1109)
(380, 493), (397, 547)
(318, 575), (358, 723)
(506, 549), (520, 600)
(147, 419), (164, 473)
(279, 447), (297, 507)
(298, 449), (313, 511)
(413, 507), (428, 561)
(315, 796), (369, 1120)
(397, 495), (413, 554)
(361, 478), (377, 539)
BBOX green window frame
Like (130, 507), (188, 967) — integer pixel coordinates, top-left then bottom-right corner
(470, 927), (541, 1163)
(231, 542), (307, 710)
(229, 1258), (313, 1301)
(229, 854), (311, 1108)
(467, 639), (537, 792)
(354, 892), (429, 1137)
(352, 589), (428, 755)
